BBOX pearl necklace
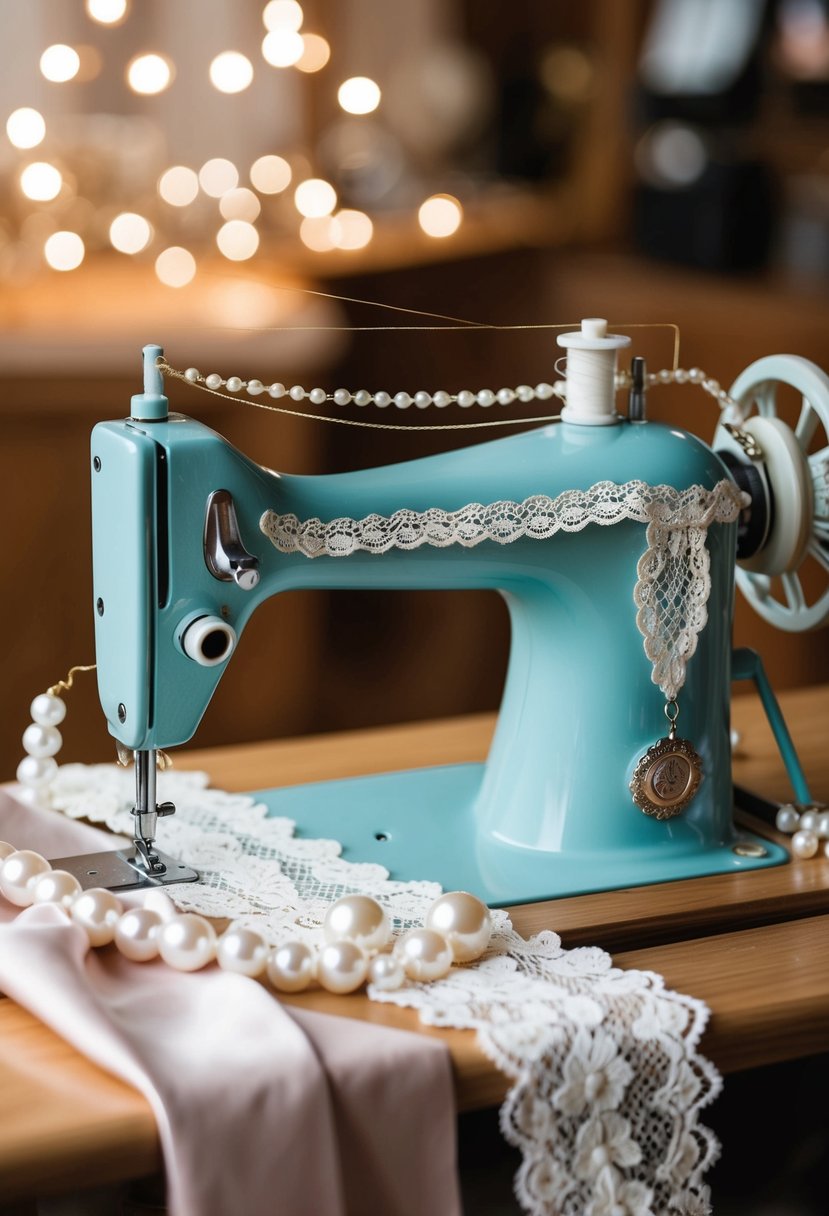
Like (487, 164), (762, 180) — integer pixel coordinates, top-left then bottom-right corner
(0, 838), (493, 994)
(773, 803), (829, 859)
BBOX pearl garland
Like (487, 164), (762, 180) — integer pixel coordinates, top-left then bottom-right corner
(0, 840), (492, 995)
(774, 802), (829, 860)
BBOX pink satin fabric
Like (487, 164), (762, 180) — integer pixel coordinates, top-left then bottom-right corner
(0, 789), (461, 1216)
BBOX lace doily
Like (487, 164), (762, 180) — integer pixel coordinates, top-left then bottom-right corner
(48, 763), (721, 1216)
(261, 479), (745, 701)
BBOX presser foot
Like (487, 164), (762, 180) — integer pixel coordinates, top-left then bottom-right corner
(49, 847), (199, 892)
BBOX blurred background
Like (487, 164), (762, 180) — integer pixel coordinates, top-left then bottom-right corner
(3, 0), (829, 776)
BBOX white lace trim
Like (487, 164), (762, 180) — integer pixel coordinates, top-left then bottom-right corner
(260, 479), (745, 701)
(48, 764), (722, 1216)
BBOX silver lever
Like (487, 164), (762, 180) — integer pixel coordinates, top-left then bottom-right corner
(204, 489), (261, 590)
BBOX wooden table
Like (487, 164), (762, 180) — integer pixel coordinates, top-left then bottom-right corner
(2, 683), (829, 1204)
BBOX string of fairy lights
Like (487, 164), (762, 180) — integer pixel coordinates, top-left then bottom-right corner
(3, 0), (466, 285)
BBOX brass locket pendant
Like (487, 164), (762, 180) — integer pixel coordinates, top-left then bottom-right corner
(630, 701), (703, 820)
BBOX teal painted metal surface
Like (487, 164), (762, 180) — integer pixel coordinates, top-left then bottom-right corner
(91, 377), (790, 903)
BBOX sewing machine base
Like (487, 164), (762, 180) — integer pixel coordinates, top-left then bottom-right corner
(254, 763), (788, 907)
(50, 847), (200, 892)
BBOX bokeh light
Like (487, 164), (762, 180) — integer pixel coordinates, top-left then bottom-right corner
(40, 45), (81, 83)
(85, 0), (129, 23)
(219, 187), (261, 221)
(44, 231), (84, 271)
(418, 194), (463, 238)
(296, 33), (330, 73)
(199, 158), (239, 197)
(216, 219), (260, 260)
(158, 165), (199, 206)
(155, 246), (196, 287)
(332, 209), (373, 250)
(337, 76), (381, 115)
(299, 216), (337, 252)
(250, 154), (292, 194)
(20, 162), (63, 202)
(6, 108), (46, 150)
(109, 212), (152, 254)
(209, 51), (254, 94)
(294, 177), (336, 217)
(263, 1), (303, 31)
(262, 30), (304, 67)
(127, 53), (173, 95)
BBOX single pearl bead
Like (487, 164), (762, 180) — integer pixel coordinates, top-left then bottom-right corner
(394, 392), (412, 409)
(457, 390), (475, 408)
(205, 373), (223, 390)
(267, 940), (316, 993)
(31, 869), (82, 910)
(158, 913), (216, 971)
(334, 388), (352, 406)
(658, 369), (673, 384)
(0, 850), (52, 906)
(22, 723), (62, 759)
(730, 728), (741, 750)
(497, 388), (515, 405)
(268, 382), (286, 398)
(143, 890), (178, 921)
(534, 383), (554, 400)
(217, 926), (269, 978)
(71, 888), (124, 946)
(816, 811), (829, 839)
(775, 805), (800, 834)
(718, 389), (732, 404)
(414, 391), (432, 409)
(309, 387), (327, 405)
(354, 389), (371, 406)
(368, 953), (406, 991)
(289, 385), (306, 401)
(323, 894), (391, 953)
(115, 907), (162, 962)
(184, 367), (200, 383)
(674, 368), (689, 384)
(226, 376), (243, 393)
(476, 389), (496, 407)
(247, 379), (265, 395)
(0, 841), (16, 862)
(30, 693), (66, 727)
(318, 941), (368, 994)
(432, 390), (451, 408)
(792, 829), (819, 860)
(17, 755), (58, 788)
(425, 891), (492, 962)
(799, 809), (820, 833)
(374, 391), (391, 408)
(394, 928), (453, 982)
(516, 385), (535, 402)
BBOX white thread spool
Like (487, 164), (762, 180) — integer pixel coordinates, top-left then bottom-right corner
(557, 318), (630, 426)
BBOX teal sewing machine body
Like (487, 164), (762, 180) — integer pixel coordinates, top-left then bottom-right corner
(90, 337), (792, 905)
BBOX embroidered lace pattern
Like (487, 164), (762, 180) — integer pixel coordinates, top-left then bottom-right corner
(261, 479), (745, 701)
(49, 764), (721, 1216)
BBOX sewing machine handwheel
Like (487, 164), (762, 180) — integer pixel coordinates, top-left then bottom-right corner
(713, 354), (829, 633)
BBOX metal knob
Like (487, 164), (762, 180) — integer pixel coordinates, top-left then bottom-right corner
(204, 489), (261, 589)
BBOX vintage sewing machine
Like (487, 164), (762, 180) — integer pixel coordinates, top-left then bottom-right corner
(60, 320), (829, 906)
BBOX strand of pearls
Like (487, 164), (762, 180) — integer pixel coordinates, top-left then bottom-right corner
(774, 802), (829, 859)
(0, 842), (492, 994)
(16, 692), (67, 807)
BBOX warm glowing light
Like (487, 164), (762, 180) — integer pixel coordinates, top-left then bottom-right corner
(250, 154), (291, 194)
(209, 51), (254, 94)
(263, 1), (303, 31)
(6, 108), (46, 149)
(86, 0), (129, 23)
(333, 209), (373, 250)
(294, 177), (336, 218)
(199, 158), (239, 197)
(158, 165), (199, 206)
(262, 30), (304, 68)
(20, 162), (62, 202)
(299, 216), (337, 252)
(127, 53), (173, 95)
(109, 212), (152, 254)
(337, 76), (381, 115)
(40, 45), (81, 83)
(418, 194), (462, 238)
(216, 220), (260, 261)
(296, 33), (330, 73)
(155, 246), (196, 287)
(219, 187), (261, 222)
(44, 231), (84, 271)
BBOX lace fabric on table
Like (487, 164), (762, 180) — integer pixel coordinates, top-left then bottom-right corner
(261, 478), (745, 701)
(49, 764), (720, 1216)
